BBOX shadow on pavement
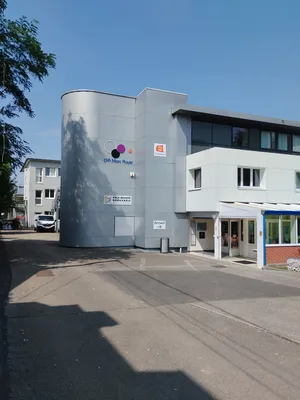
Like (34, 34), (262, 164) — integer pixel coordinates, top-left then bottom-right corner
(4, 238), (135, 291)
(7, 302), (216, 400)
(0, 241), (11, 399)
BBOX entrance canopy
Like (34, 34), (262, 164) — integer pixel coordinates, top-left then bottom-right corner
(219, 202), (300, 219)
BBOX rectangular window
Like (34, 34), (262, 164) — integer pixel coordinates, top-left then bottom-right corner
(45, 189), (55, 199)
(297, 217), (300, 244)
(212, 124), (232, 147)
(35, 190), (42, 205)
(293, 135), (300, 153)
(232, 127), (248, 148)
(238, 167), (261, 188)
(58, 168), (61, 177)
(36, 168), (43, 183)
(191, 121), (212, 145)
(45, 167), (56, 177)
(252, 169), (260, 187)
(266, 215), (279, 244)
(248, 220), (255, 244)
(194, 169), (201, 188)
(282, 216), (291, 244)
(278, 133), (288, 151)
(261, 131), (276, 150)
(296, 172), (300, 190)
(197, 222), (207, 231)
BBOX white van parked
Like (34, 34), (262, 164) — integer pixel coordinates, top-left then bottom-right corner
(34, 214), (56, 232)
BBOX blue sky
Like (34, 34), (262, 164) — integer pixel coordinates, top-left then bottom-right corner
(6, 0), (300, 182)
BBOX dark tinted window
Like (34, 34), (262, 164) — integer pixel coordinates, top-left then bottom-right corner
(232, 127), (248, 148)
(212, 124), (232, 146)
(248, 129), (260, 150)
(191, 121), (212, 144)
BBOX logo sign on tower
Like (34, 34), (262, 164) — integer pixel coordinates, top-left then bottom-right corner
(104, 140), (133, 165)
(154, 143), (166, 157)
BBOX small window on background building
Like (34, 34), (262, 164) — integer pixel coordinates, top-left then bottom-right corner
(45, 167), (56, 177)
(232, 127), (248, 148)
(293, 135), (300, 153)
(261, 131), (276, 149)
(58, 168), (61, 177)
(45, 189), (55, 198)
(248, 221), (255, 244)
(35, 190), (42, 205)
(194, 169), (201, 188)
(36, 168), (43, 183)
(278, 133), (288, 151)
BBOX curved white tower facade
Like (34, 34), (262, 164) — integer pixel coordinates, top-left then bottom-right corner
(60, 90), (136, 247)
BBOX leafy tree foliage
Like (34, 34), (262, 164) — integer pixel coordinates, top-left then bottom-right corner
(0, 0), (56, 214)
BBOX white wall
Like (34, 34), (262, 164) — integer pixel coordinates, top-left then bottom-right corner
(186, 147), (300, 212)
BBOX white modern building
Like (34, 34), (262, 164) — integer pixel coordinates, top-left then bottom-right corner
(21, 158), (61, 227)
(60, 87), (300, 268)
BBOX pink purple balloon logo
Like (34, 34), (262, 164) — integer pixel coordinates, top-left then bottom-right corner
(104, 140), (131, 159)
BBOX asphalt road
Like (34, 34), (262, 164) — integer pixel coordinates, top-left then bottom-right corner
(2, 232), (300, 399)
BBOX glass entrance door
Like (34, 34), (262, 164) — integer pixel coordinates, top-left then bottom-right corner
(221, 220), (229, 254)
(230, 220), (240, 256)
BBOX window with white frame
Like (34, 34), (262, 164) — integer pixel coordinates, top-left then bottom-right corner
(58, 168), (61, 177)
(237, 167), (261, 188)
(266, 214), (297, 245)
(36, 168), (43, 183)
(296, 172), (300, 190)
(193, 168), (201, 188)
(35, 190), (42, 205)
(45, 189), (55, 199)
(45, 167), (56, 177)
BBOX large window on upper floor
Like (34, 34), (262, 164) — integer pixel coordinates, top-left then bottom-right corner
(237, 167), (261, 188)
(191, 121), (248, 153)
(261, 131), (289, 152)
(293, 135), (300, 153)
(191, 119), (300, 155)
(232, 127), (248, 148)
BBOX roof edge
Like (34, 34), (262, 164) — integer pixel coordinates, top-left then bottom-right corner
(61, 89), (136, 100)
(21, 158), (61, 172)
(172, 104), (300, 129)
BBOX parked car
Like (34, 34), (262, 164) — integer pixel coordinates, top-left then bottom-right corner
(34, 215), (55, 232)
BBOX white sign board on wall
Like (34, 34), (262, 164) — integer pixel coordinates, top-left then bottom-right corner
(153, 220), (166, 230)
(104, 195), (132, 206)
(154, 143), (166, 157)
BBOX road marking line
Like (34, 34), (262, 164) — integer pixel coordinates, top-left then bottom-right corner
(140, 257), (146, 270)
(184, 259), (198, 272)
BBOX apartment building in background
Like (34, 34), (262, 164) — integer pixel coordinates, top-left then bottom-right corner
(21, 158), (61, 227)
